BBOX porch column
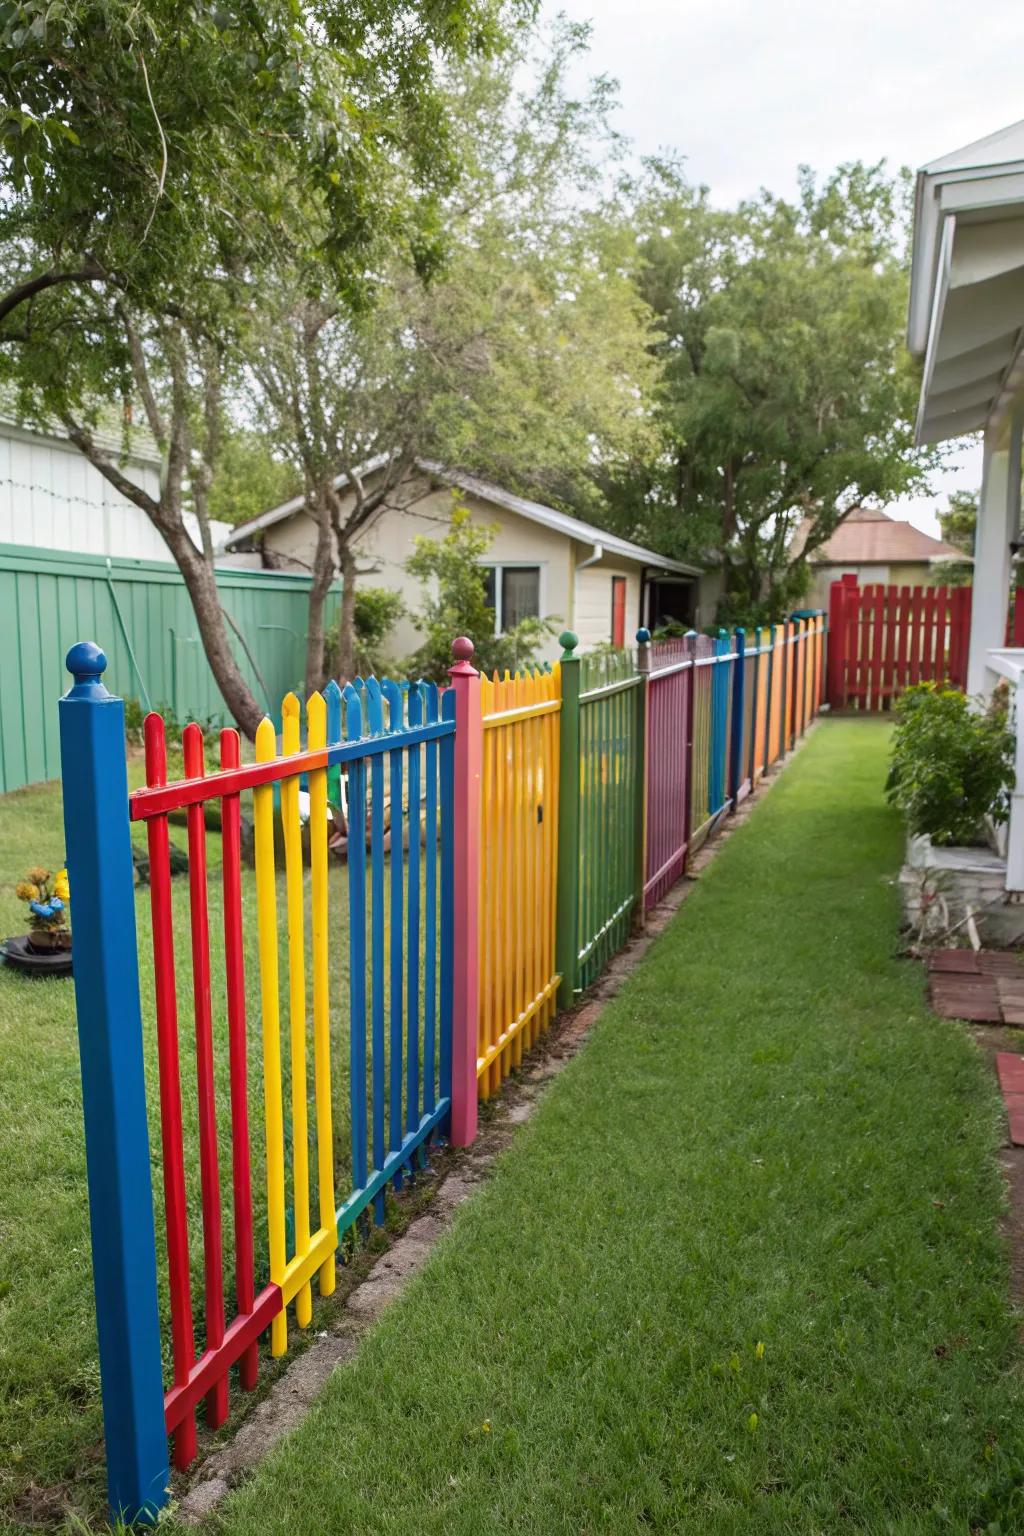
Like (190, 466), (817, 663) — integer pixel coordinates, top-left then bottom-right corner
(967, 418), (1021, 697)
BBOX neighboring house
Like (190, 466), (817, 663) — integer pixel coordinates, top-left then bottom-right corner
(218, 459), (703, 662)
(0, 414), (230, 560)
(792, 506), (967, 608)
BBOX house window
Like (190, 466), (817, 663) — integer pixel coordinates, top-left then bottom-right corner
(480, 564), (541, 633)
(611, 575), (627, 648)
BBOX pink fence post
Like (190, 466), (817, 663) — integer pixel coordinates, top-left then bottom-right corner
(448, 636), (481, 1147)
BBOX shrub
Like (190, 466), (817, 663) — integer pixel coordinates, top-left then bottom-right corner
(404, 507), (552, 683)
(325, 587), (405, 679)
(886, 682), (1015, 846)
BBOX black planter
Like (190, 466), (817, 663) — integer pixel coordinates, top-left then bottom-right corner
(1, 934), (73, 977)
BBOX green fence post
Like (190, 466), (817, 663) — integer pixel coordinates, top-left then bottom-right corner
(634, 628), (651, 926)
(556, 630), (581, 1009)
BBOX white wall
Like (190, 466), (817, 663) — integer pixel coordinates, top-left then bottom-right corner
(572, 559), (641, 651)
(264, 474), (577, 663)
(0, 424), (230, 561)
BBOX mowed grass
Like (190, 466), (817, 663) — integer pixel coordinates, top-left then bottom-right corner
(0, 755), (437, 1529)
(211, 720), (1024, 1536)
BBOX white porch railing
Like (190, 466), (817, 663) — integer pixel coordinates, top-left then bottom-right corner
(985, 648), (1024, 891)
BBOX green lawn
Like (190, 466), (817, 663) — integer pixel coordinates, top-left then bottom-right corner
(209, 720), (1024, 1536)
(0, 757), (433, 1530)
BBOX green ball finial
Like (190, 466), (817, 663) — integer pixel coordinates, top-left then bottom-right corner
(559, 630), (578, 658)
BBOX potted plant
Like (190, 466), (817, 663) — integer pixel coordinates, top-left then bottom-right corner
(887, 683), (1017, 944)
(6, 867), (73, 971)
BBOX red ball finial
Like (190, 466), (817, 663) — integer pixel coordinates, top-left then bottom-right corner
(451, 636), (475, 662)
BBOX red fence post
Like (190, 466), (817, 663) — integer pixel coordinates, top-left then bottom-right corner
(448, 636), (481, 1147)
(827, 580), (847, 708)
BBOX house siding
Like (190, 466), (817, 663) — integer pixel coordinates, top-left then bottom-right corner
(260, 473), (624, 664)
(0, 422), (229, 561)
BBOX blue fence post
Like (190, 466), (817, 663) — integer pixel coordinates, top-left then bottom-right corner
(729, 627), (746, 808)
(59, 642), (168, 1525)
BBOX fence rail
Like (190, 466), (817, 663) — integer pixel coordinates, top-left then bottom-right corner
(57, 613), (825, 1522)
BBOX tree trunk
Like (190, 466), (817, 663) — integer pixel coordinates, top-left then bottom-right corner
(304, 501), (337, 697)
(161, 523), (265, 740)
(336, 543), (358, 682)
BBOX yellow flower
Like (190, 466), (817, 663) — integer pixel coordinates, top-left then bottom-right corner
(15, 881), (39, 902)
(27, 866), (49, 885)
(754, 1341), (765, 1361)
(748, 1413), (759, 1434)
(53, 869), (70, 902)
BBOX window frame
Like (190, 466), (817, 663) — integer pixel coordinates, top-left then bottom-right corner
(611, 574), (627, 648)
(478, 560), (545, 635)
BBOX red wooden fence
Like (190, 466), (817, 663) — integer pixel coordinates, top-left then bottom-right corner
(827, 575), (1024, 711)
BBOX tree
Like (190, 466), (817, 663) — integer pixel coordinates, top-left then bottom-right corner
(405, 508), (549, 681)
(0, 0), (534, 734)
(934, 489), (977, 587)
(603, 160), (939, 621)
(207, 429), (300, 531)
(242, 20), (658, 691)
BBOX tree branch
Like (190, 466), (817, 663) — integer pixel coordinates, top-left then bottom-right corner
(61, 413), (165, 524)
(0, 262), (110, 328)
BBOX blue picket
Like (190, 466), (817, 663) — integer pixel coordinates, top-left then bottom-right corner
(382, 678), (405, 1189)
(363, 676), (387, 1223)
(343, 685), (369, 1204)
(406, 683), (422, 1143)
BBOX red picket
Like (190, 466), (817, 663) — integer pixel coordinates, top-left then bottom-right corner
(181, 723), (228, 1429)
(219, 727), (258, 1393)
(143, 714), (197, 1469)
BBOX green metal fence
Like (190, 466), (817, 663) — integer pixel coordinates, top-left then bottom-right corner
(0, 542), (339, 792)
(555, 635), (643, 1000)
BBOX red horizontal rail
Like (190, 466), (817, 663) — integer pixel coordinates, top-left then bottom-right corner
(163, 1283), (282, 1432)
(130, 749), (329, 819)
(129, 718), (456, 820)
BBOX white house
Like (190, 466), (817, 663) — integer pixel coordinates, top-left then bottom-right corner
(218, 458), (704, 662)
(0, 413), (231, 560)
(908, 117), (1024, 887)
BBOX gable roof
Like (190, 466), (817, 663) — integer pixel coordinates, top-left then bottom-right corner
(795, 506), (967, 566)
(218, 456), (701, 577)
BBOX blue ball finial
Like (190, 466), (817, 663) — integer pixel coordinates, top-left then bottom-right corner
(66, 641), (107, 685)
(636, 627), (651, 645)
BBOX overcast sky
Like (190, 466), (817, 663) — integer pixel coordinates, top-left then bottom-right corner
(552, 0), (1024, 536)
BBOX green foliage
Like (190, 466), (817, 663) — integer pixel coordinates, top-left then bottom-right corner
(325, 587), (405, 678)
(205, 429), (300, 530)
(404, 507), (549, 681)
(932, 489), (978, 588)
(244, 20), (658, 526)
(602, 160), (938, 619)
(886, 683), (1015, 846)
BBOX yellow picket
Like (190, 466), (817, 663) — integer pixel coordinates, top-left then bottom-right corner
(477, 663), (562, 1096)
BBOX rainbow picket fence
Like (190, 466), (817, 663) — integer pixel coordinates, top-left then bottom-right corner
(58, 616), (824, 1522)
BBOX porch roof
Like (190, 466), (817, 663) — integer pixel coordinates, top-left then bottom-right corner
(908, 119), (1024, 445)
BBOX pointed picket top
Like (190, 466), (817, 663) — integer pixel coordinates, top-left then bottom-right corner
(324, 678), (343, 746)
(407, 679), (424, 727)
(255, 715), (277, 763)
(363, 674), (384, 734)
(381, 677), (405, 731)
(282, 691), (301, 755)
(342, 681), (363, 740)
(306, 689), (326, 745)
